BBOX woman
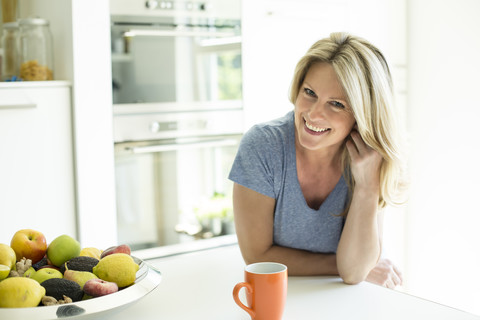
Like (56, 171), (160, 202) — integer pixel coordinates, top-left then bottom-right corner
(229, 32), (406, 288)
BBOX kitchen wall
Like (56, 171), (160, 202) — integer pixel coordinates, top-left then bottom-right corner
(242, 0), (407, 130)
(405, 0), (480, 314)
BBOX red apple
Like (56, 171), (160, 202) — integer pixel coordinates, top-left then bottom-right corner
(10, 229), (47, 264)
(100, 244), (131, 259)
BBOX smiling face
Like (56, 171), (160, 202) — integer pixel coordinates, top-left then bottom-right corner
(294, 62), (356, 156)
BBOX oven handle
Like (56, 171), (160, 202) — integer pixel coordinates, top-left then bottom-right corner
(126, 138), (239, 154)
(123, 29), (237, 38)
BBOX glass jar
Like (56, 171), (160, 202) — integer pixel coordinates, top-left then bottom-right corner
(1, 0), (18, 23)
(18, 18), (54, 81)
(1, 22), (19, 81)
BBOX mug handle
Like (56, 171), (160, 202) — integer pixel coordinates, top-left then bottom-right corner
(233, 282), (255, 318)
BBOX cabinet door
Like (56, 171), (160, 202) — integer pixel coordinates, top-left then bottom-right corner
(0, 84), (76, 243)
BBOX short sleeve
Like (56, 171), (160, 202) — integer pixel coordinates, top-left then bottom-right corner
(228, 125), (277, 199)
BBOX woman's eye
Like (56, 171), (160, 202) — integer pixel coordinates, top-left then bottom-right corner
(330, 101), (345, 109)
(303, 88), (316, 97)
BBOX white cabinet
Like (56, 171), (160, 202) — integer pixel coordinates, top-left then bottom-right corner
(17, 0), (117, 248)
(0, 82), (76, 243)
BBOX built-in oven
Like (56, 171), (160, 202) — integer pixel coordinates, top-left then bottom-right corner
(109, 0), (243, 250)
(110, 0), (242, 105)
(113, 103), (242, 249)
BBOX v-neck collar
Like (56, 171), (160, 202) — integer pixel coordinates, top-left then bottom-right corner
(294, 162), (345, 212)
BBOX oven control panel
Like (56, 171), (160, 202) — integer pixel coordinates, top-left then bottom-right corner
(145, 1), (209, 12)
(113, 108), (243, 143)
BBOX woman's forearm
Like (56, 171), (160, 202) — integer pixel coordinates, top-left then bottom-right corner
(240, 244), (338, 276)
(234, 183), (339, 276)
(336, 187), (382, 284)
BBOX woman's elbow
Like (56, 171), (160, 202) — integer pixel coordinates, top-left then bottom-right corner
(338, 266), (369, 285)
(242, 252), (268, 265)
(336, 254), (376, 285)
(239, 246), (272, 266)
(340, 272), (366, 285)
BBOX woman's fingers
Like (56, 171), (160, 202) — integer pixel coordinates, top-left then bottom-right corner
(392, 264), (403, 286)
(346, 130), (383, 189)
(366, 259), (403, 289)
(346, 131), (367, 162)
(345, 138), (358, 159)
(349, 130), (369, 154)
(346, 131), (380, 163)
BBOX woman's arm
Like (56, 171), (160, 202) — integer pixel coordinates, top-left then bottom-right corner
(336, 130), (384, 284)
(336, 189), (383, 284)
(234, 182), (402, 285)
(233, 183), (337, 276)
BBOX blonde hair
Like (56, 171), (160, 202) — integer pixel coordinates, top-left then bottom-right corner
(289, 32), (407, 211)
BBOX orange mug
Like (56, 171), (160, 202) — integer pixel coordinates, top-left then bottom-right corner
(233, 262), (288, 320)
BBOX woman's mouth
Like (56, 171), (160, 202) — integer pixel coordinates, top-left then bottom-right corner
(304, 120), (330, 134)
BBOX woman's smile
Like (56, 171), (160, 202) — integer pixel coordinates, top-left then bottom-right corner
(304, 118), (331, 134)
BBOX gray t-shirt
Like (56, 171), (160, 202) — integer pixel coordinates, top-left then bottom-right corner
(229, 111), (348, 253)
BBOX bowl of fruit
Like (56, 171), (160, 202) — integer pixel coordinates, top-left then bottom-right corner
(0, 229), (162, 319)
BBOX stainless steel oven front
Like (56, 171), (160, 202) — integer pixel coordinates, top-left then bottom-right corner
(110, 0), (242, 106)
(113, 103), (243, 249)
(110, 0), (243, 249)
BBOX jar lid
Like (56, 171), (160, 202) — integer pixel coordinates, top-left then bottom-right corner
(3, 22), (19, 29)
(18, 18), (49, 26)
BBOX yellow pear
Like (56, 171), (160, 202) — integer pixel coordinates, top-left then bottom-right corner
(79, 247), (102, 260)
(64, 269), (98, 289)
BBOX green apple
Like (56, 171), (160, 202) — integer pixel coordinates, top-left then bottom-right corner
(10, 229), (47, 264)
(46, 235), (81, 267)
(23, 266), (36, 278)
(31, 267), (63, 283)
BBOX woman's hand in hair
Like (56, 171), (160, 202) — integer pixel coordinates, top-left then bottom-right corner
(346, 130), (383, 192)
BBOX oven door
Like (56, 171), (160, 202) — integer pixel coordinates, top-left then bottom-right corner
(114, 134), (240, 250)
(111, 16), (242, 105)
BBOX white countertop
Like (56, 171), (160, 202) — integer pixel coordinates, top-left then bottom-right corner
(98, 242), (480, 320)
(0, 80), (71, 88)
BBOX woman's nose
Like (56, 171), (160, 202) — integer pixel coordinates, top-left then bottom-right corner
(308, 101), (327, 120)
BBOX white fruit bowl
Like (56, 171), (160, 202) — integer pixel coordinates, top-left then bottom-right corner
(0, 256), (162, 319)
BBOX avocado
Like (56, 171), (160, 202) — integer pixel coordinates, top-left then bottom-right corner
(60, 256), (99, 274)
(32, 256), (48, 270)
(41, 278), (84, 302)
